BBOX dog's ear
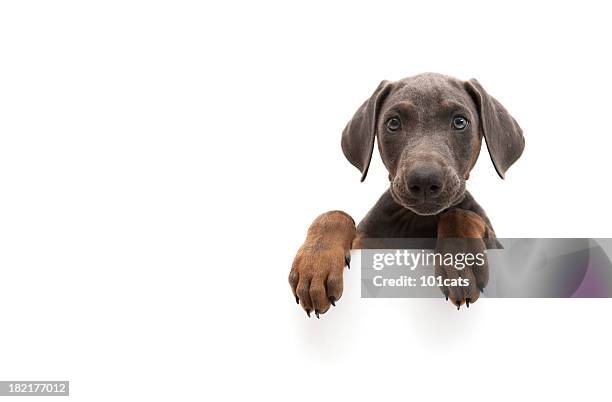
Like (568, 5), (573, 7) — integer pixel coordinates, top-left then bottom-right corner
(465, 78), (525, 179)
(341, 80), (394, 182)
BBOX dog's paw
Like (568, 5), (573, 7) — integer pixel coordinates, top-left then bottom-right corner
(435, 238), (489, 309)
(288, 243), (350, 318)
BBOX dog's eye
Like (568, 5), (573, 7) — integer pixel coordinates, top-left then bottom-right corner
(452, 116), (469, 130)
(385, 117), (401, 131)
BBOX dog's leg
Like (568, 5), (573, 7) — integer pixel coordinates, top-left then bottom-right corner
(436, 209), (490, 309)
(288, 211), (356, 318)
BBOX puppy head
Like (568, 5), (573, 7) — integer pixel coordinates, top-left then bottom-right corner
(341, 73), (524, 215)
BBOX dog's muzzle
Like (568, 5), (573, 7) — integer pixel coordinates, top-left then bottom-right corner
(404, 163), (445, 202)
(390, 158), (465, 216)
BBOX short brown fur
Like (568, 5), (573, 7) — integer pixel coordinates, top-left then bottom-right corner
(289, 73), (524, 315)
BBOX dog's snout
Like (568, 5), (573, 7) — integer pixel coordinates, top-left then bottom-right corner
(405, 165), (444, 201)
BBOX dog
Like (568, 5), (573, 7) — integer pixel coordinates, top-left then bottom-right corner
(289, 73), (524, 316)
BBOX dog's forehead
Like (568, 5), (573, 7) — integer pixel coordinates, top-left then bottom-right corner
(387, 73), (470, 109)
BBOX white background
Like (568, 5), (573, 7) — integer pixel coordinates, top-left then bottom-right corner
(1, 1), (611, 401)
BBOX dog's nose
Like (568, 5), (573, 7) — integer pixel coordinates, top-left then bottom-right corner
(405, 165), (444, 200)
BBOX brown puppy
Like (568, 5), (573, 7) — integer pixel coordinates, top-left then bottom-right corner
(289, 73), (524, 316)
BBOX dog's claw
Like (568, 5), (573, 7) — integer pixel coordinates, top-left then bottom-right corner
(315, 311), (320, 319)
(295, 296), (299, 304)
(345, 255), (351, 269)
(466, 299), (470, 308)
(445, 296), (448, 301)
(457, 304), (460, 311)
(478, 286), (485, 294)
(306, 310), (311, 318)
(329, 296), (336, 306)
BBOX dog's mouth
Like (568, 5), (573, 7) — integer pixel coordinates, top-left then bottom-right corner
(390, 171), (466, 216)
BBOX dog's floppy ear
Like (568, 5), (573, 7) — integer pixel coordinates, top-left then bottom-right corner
(341, 80), (393, 182)
(465, 78), (525, 179)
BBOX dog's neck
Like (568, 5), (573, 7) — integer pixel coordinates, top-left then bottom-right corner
(357, 189), (491, 242)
